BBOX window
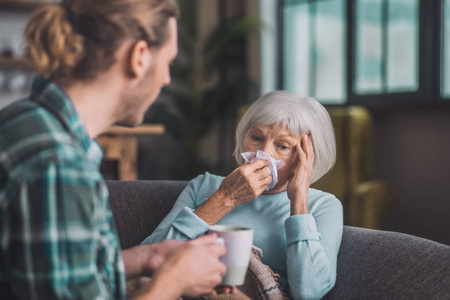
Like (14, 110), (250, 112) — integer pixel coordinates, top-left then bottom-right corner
(355, 0), (419, 94)
(280, 0), (446, 106)
(283, 0), (346, 104)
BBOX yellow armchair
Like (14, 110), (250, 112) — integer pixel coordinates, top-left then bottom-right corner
(311, 106), (395, 229)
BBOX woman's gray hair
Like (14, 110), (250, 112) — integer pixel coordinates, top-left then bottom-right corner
(233, 90), (336, 184)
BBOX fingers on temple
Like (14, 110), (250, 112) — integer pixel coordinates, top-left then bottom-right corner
(300, 135), (313, 161)
(304, 135), (314, 161)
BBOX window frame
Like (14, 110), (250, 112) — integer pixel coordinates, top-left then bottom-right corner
(278, 0), (450, 108)
(437, 0), (450, 104)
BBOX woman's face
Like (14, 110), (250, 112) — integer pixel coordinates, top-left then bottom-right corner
(242, 123), (302, 194)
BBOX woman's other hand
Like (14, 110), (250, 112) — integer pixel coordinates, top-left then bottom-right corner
(287, 135), (314, 215)
(194, 159), (272, 225)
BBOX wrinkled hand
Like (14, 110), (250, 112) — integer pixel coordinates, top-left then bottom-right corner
(157, 234), (228, 297)
(287, 135), (314, 214)
(194, 159), (272, 225)
(218, 159), (272, 207)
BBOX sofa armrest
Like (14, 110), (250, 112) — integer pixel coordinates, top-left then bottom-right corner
(323, 226), (450, 299)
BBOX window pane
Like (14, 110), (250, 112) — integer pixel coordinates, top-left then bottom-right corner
(387, 0), (419, 92)
(283, 0), (346, 104)
(315, 0), (346, 101)
(355, 0), (383, 94)
(283, 4), (310, 98)
(442, 0), (450, 98)
(260, 0), (278, 95)
(354, 0), (419, 95)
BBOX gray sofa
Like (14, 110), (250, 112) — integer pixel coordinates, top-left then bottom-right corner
(106, 180), (450, 300)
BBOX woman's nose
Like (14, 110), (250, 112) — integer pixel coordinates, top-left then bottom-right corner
(261, 143), (275, 157)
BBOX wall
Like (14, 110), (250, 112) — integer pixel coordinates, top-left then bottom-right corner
(0, 11), (34, 110)
(372, 107), (450, 245)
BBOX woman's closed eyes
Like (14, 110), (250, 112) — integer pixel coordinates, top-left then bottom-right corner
(251, 135), (262, 142)
(249, 135), (292, 151)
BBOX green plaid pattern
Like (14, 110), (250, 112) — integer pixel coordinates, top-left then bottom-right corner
(0, 76), (126, 299)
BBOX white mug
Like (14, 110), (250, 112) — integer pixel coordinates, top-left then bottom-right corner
(208, 225), (254, 286)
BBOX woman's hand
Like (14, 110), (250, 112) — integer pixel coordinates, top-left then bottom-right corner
(194, 159), (272, 225)
(219, 159), (272, 206)
(287, 135), (314, 215)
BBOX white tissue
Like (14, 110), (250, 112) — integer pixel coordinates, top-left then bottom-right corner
(241, 150), (285, 191)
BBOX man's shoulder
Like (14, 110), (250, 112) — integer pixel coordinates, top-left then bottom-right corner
(0, 99), (86, 180)
(1, 98), (74, 147)
(0, 97), (58, 134)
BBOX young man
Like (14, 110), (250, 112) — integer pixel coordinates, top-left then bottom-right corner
(0, 1), (231, 299)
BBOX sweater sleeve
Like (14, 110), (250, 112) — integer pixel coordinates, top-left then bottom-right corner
(285, 195), (343, 300)
(141, 174), (211, 244)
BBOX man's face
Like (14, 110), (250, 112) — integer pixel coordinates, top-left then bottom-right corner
(145, 17), (178, 108)
(118, 17), (178, 126)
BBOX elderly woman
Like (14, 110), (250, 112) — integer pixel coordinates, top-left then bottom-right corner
(142, 91), (343, 299)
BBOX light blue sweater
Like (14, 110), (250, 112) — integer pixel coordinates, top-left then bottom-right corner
(142, 172), (343, 300)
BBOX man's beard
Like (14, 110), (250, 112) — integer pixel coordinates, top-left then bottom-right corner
(115, 66), (157, 127)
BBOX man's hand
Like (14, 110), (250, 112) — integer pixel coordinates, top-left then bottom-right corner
(157, 233), (228, 297)
(142, 239), (184, 274)
(122, 240), (184, 279)
(133, 234), (233, 299)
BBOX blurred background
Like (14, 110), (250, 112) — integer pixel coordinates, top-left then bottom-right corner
(0, 0), (449, 245)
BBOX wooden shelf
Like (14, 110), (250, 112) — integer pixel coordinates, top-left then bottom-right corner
(0, 1), (50, 11)
(98, 125), (166, 180)
(102, 125), (166, 136)
(0, 57), (34, 70)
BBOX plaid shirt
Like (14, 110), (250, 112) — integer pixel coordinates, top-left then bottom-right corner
(0, 76), (126, 299)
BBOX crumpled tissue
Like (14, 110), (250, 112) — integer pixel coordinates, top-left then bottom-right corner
(241, 150), (285, 191)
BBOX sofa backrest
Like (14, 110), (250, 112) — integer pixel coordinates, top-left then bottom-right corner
(106, 180), (188, 250)
(106, 180), (450, 299)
